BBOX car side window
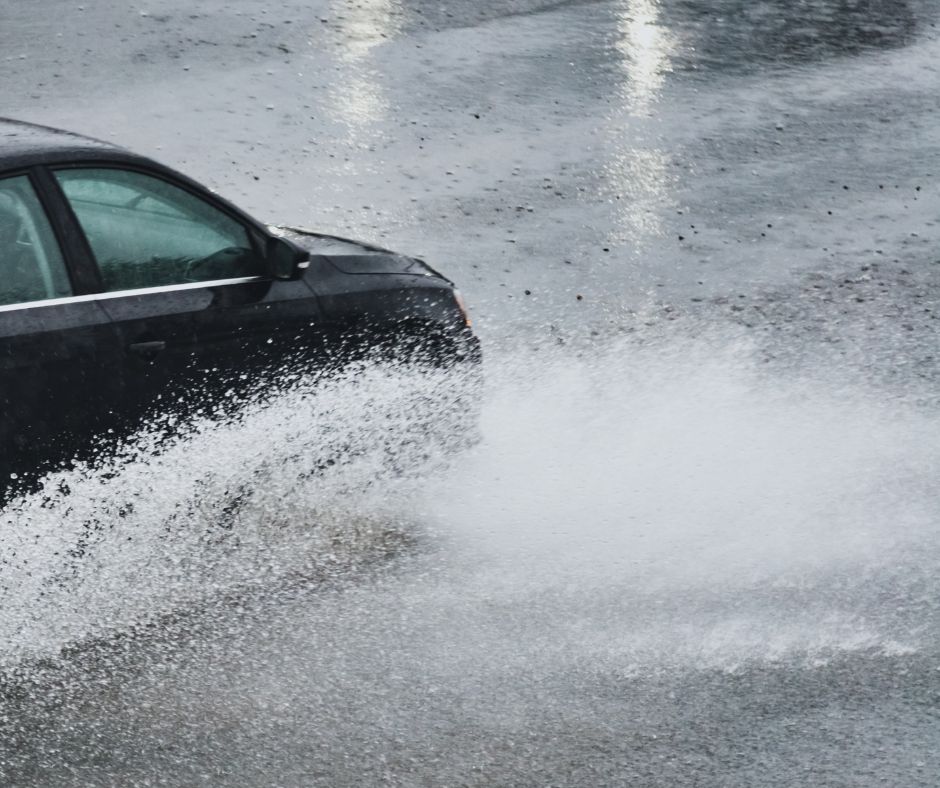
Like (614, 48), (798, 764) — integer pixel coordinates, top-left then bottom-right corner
(54, 168), (264, 291)
(0, 175), (73, 307)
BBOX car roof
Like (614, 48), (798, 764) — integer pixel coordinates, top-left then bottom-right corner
(0, 117), (149, 172)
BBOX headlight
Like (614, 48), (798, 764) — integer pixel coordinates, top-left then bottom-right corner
(453, 290), (472, 327)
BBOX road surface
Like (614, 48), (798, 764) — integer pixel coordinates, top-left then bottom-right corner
(1, 1), (939, 785)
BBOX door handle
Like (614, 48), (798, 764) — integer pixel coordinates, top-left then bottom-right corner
(128, 340), (167, 356)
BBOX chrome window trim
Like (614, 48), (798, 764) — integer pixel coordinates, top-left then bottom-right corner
(0, 276), (267, 315)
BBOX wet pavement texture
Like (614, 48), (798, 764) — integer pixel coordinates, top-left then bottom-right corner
(3, 0), (940, 786)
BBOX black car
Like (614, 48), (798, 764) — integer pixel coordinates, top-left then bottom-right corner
(0, 118), (479, 496)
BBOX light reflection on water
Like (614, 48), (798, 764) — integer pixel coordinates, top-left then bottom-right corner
(603, 146), (676, 245)
(601, 0), (678, 246)
(324, 0), (403, 134)
(615, 0), (676, 117)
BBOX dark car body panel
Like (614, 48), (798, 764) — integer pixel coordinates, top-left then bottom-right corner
(277, 227), (462, 327)
(0, 119), (479, 498)
(0, 298), (122, 480)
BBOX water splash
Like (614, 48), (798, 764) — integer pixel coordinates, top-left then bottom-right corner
(0, 360), (475, 668)
(1, 327), (936, 678)
(0, 328), (938, 787)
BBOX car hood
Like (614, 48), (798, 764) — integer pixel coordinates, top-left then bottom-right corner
(273, 226), (449, 281)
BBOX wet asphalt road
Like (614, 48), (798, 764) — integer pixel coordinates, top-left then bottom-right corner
(3, 1), (940, 786)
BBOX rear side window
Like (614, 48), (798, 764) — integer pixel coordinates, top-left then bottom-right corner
(54, 168), (264, 291)
(0, 175), (72, 306)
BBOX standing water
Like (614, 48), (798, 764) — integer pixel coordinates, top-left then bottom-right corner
(1, 324), (938, 786)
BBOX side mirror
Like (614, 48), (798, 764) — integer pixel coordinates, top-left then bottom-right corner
(266, 235), (311, 281)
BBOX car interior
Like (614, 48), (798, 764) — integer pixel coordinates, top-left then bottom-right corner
(55, 168), (264, 291)
(0, 179), (73, 306)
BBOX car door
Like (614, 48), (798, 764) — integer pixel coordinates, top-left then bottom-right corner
(0, 173), (122, 487)
(50, 166), (322, 433)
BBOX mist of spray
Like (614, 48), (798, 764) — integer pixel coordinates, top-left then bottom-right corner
(0, 329), (936, 674)
(424, 331), (939, 670)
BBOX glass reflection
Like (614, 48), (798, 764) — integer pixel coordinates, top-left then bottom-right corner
(615, 0), (675, 117)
